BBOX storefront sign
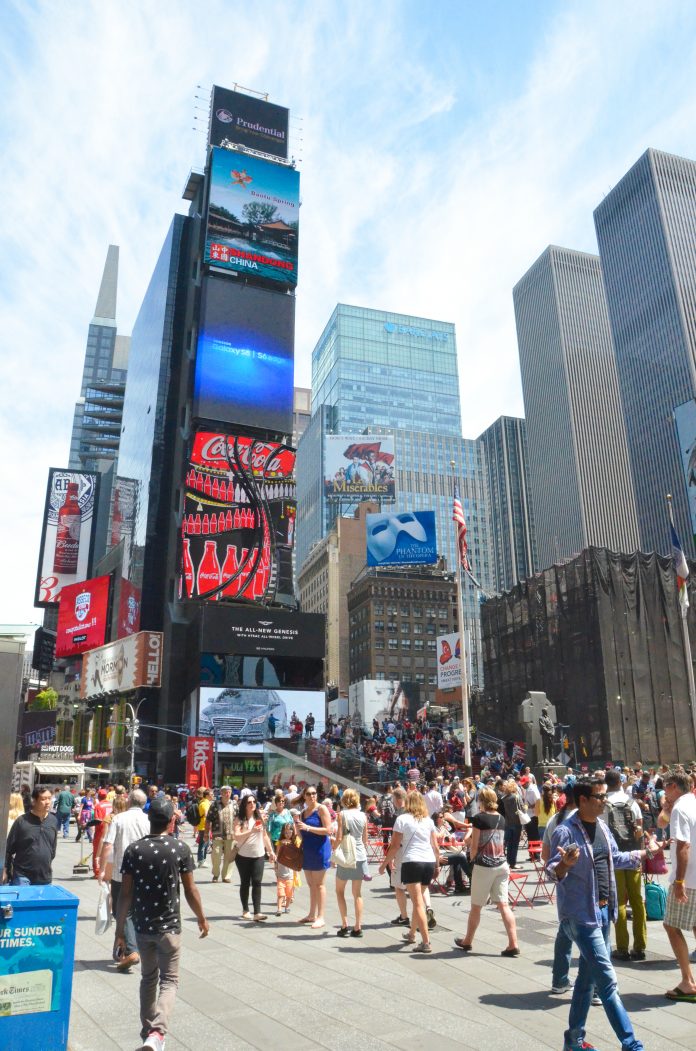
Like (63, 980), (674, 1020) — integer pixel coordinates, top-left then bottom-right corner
(80, 631), (164, 699)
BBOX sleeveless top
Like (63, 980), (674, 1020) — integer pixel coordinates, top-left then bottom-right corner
(340, 808), (367, 863)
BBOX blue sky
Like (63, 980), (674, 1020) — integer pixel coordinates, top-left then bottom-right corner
(2, 0), (696, 624)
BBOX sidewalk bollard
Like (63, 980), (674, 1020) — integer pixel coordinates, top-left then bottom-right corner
(0, 884), (79, 1051)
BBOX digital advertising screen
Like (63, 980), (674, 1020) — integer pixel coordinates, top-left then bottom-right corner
(198, 687), (324, 753)
(209, 85), (289, 159)
(181, 429), (296, 605)
(117, 577), (142, 639)
(192, 276), (295, 433)
(674, 398), (696, 544)
(205, 147), (299, 286)
(366, 510), (437, 566)
(348, 680), (421, 729)
(324, 435), (395, 500)
(35, 469), (99, 606)
(55, 574), (110, 658)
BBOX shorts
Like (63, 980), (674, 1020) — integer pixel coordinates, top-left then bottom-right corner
(664, 884), (696, 930)
(401, 861), (435, 886)
(470, 861), (510, 907)
(336, 859), (369, 882)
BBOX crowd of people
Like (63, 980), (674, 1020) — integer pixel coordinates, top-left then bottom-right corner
(4, 752), (696, 1051)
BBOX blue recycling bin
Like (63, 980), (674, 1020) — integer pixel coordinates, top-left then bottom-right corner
(0, 884), (79, 1051)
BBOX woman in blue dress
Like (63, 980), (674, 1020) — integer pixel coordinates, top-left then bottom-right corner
(297, 785), (333, 929)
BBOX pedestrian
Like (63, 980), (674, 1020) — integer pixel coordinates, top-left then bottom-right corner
(501, 778), (525, 869)
(525, 774), (541, 841)
(55, 783), (76, 839)
(604, 768), (646, 962)
(546, 777), (658, 1051)
(453, 786), (519, 956)
(103, 788), (150, 972)
(6, 793), (24, 834)
(195, 788), (211, 868)
(233, 795), (276, 921)
(266, 790), (293, 848)
(296, 784), (333, 929)
(274, 822), (297, 915)
(661, 772), (696, 1001)
(3, 786), (57, 885)
(92, 788), (113, 878)
(379, 789), (439, 953)
(115, 797), (209, 1051)
(206, 785), (237, 884)
(333, 788), (368, 938)
(541, 784), (585, 996)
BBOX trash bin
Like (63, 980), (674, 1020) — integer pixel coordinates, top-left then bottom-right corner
(0, 884), (79, 1051)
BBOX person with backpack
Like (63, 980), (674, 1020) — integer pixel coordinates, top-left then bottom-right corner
(605, 768), (646, 961)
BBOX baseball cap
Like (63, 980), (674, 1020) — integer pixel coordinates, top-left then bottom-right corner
(97, 788), (107, 799)
(148, 797), (174, 822)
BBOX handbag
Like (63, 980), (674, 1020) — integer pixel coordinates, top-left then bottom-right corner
(642, 849), (668, 875)
(518, 810), (531, 827)
(334, 817), (357, 868)
(276, 835), (304, 871)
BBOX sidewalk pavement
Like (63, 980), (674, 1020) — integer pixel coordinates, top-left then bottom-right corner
(57, 835), (696, 1051)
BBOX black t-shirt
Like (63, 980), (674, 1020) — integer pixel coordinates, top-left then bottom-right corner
(581, 820), (610, 903)
(5, 813), (57, 884)
(121, 834), (195, 935)
(472, 812), (505, 867)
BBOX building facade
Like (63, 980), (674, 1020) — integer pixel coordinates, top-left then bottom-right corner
(478, 415), (536, 592)
(513, 246), (639, 569)
(594, 148), (696, 556)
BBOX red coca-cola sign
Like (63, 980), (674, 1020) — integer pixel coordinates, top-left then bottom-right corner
(186, 736), (214, 788)
(55, 575), (111, 658)
(190, 431), (295, 478)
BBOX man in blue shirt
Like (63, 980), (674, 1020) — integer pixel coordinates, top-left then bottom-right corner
(547, 777), (658, 1051)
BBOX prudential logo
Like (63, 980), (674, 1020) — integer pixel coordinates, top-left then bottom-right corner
(383, 322), (447, 342)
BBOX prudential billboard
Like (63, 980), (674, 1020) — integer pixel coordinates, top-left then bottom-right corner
(366, 510), (437, 566)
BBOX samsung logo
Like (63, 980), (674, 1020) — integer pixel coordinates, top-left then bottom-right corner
(384, 322), (448, 342)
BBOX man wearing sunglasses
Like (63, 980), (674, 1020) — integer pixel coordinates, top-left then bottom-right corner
(547, 778), (659, 1051)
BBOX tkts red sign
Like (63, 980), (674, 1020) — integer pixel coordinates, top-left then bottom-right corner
(190, 432), (295, 478)
(186, 736), (214, 789)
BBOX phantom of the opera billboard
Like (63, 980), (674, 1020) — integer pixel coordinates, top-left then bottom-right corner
(35, 469), (100, 606)
(204, 147), (299, 286)
(324, 435), (395, 500)
(366, 510), (436, 566)
(198, 687), (324, 753)
(180, 430), (296, 605)
(209, 85), (289, 159)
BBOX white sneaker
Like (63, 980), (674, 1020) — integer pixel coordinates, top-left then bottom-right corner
(136, 1033), (165, 1051)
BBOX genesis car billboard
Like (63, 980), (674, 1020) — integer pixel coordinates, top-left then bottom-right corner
(198, 687), (323, 753)
(192, 276), (294, 434)
(366, 510), (436, 566)
(209, 85), (289, 159)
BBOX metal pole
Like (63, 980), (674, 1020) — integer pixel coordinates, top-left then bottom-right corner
(451, 460), (472, 770)
(667, 494), (696, 755)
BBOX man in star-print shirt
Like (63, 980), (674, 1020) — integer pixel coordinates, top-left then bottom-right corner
(116, 796), (209, 1051)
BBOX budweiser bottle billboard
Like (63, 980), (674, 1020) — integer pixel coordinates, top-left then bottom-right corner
(53, 481), (81, 573)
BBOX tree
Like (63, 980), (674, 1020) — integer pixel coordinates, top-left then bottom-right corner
(32, 688), (58, 711)
(242, 202), (279, 225)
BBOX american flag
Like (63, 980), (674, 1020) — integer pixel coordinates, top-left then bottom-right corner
(452, 485), (470, 571)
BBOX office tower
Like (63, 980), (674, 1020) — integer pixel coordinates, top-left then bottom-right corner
(292, 387), (312, 446)
(513, 246), (639, 569)
(594, 148), (696, 556)
(478, 416), (536, 591)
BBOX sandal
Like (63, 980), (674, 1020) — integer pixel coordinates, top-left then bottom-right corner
(402, 930), (416, 944)
(350, 929), (363, 938)
(454, 938), (473, 952)
(412, 942), (433, 953)
(337, 926), (350, 937)
(665, 986), (696, 1002)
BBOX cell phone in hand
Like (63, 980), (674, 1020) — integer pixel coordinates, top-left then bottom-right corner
(565, 844), (579, 859)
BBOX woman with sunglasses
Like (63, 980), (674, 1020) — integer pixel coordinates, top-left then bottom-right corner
(233, 795), (276, 922)
(296, 785), (332, 928)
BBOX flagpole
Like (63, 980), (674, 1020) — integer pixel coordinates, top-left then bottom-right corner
(451, 461), (472, 770)
(667, 493), (696, 753)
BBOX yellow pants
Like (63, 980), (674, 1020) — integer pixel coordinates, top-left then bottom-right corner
(211, 837), (236, 881)
(614, 868), (647, 953)
(277, 877), (294, 908)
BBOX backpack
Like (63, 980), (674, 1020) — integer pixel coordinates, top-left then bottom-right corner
(185, 800), (201, 827)
(645, 880), (667, 921)
(605, 800), (637, 851)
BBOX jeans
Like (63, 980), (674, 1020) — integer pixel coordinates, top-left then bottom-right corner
(135, 930), (181, 1039)
(552, 923), (573, 988)
(111, 878), (137, 955)
(614, 869), (647, 953)
(57, 812), (71, 837)
(235, 854), (265, 914)
(561, 905), (643, 1051)
(445, 853), (471, 889)
(197, 831), (208, 864)
(504, 825), (521, 867)
(10, 875), (30, 886)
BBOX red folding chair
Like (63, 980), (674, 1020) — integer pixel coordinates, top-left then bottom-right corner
(527, 839), (555, 904)
(365, 823), (385, 862)
(507, 871), (533, 907)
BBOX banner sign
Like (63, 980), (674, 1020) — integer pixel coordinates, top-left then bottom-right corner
(80, 631), (163, 699)
(117, 577), (142, 639)
(199, 606), (325, 658)
(436, 632), (462, 689)
(324, 435), (395, 500)
(55, 575), (110, 658)
(185, 735), (214, 788)
(366, 510), (436, 566)
(205, 147), (299, 286)
(35, 469), (99, 606)
(209, 85), (289, 159)
(674, 398), (696, 543)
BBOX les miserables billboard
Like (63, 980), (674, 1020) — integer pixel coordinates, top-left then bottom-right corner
(55, 575), (111, 658)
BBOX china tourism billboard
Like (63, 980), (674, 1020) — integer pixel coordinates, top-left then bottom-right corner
(192, 276), (294, 434)
(180, 429), (296, 605)
(35, 469), (100, 606)
(55, 575), (110, 658)
(198, 687), (323, 754)
(324, 435), (395, 500)
(204, 147), (299, 286)
(366, 510), (436, 566)
(209, 85), (289, 159)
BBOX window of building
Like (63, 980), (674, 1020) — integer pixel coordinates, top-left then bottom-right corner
(438, 606), (448, 618)
(414, 639), (424, 651)
(374, 620), (384, 632)
(387, 604), (397, 615)
(388, 639), (398, 650)
(428, 675), (437, 685)
(387, 621), (397, 632)
(400, 604), (409, 616)
(413, 623), (423, 634)
(426, 624), (436, 635)
(412, 606), (422, 617)
(415, 674), (425, 684)
(400, 623), (409, 634)
(427, 639), (436, 650)
(402, 639), (411, 650)
(374, 602), (383, 614)
(375, 638), (384, 650)
(426, 608), (436, 619)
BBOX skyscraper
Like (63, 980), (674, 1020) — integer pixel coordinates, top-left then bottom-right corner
(594, 148), (696, 556)
(513, 246), (639, 569)
(478, 416), (536, 591)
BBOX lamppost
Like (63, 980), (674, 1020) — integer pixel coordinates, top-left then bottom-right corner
(109, 696), (148, 784)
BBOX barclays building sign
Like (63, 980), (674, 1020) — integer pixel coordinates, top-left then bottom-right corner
(384, 322), (448, 342)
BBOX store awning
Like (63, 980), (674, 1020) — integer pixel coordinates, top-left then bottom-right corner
(33, 762), (85, 776)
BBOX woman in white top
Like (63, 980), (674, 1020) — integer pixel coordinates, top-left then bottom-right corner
(332, 789), (369, 938)
(233, 795), (276, 922)
(379, 790), (439, 953)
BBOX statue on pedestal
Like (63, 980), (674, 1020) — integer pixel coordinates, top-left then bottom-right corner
(538, 707), (556, 763)
(518, 691), (558, 768)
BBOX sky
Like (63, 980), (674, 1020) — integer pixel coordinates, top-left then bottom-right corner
(2, 0), (696, 627)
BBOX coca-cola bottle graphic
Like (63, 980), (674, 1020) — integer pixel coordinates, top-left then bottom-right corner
(197, 539), (221, 599)
(221, 544), (239, 598)
(182, 538), (194, 599)
(110, 489), (123, 548)
(53, 481), (81, 573)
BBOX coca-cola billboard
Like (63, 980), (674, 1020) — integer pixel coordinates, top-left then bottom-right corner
(35, 468), (100, 606)
(180, 429), (296, 606)
(185, 735), (214, 788)
(55, 574), (110, 658)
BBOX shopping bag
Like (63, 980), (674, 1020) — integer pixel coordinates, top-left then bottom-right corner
(95, 880), (112, 936)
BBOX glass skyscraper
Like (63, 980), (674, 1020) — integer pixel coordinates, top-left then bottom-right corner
(594, 148), (696, 556)
(513, 246), (639, 570)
